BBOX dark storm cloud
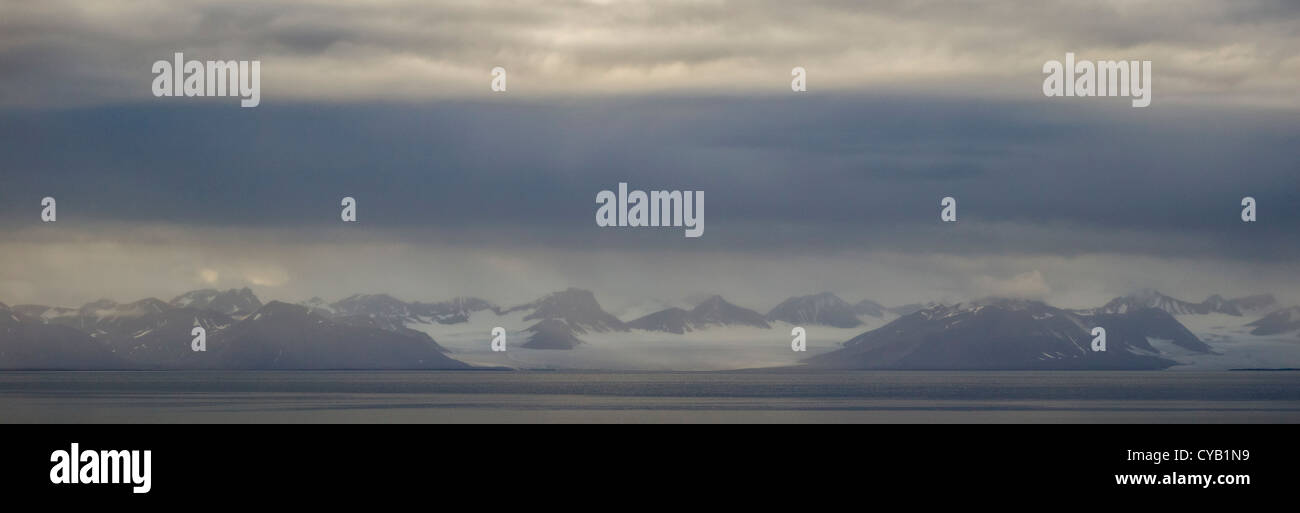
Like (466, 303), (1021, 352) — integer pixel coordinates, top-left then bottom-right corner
(1, 95), (1296, 261)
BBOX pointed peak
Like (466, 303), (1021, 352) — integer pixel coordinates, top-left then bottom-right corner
(695, 295), (729, 307)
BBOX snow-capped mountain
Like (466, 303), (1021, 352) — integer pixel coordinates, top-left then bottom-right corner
(1, 292), (468, 369)
(323, 294), (499, 328)
(1, 286), (1289, 369)
(627, 295), (769, 333)
(1092, 289), (1276, 317)
(503, 289), (627, 349)
(767, 292), (863, 328)
(0, 302), (125, 369)
(508, 288), (627, 334)
(81, 305), (235, 368)
(806, 298), (1211, 370)
(301, 297), (336, 317)
(169, 288), (263, 317)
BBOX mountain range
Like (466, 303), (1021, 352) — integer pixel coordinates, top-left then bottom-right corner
(1087, 289), (1276, 317)
(805, 298), (1211, 370)
(0, 290), (463, 370)
(1, 287), (1294, 370)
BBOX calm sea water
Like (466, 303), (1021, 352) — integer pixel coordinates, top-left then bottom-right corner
(1, 370), (1298, 423)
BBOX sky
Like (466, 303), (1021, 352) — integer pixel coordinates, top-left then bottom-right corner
(0, 0), (1297, 311)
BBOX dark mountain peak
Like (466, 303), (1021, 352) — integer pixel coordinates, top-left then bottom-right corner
(689, 296), (769, 329)
(1246, 306), (1300, 336)
(628, 294), (770, 333)
(767, 292), (862, 328)
(0, 301), (8, 311)
(853, 299), (887, 317)
(691, 295), (738, 315)
(518, 288), (625, 333)
(694, 294), (728, 308)
(521, 319), (584, 349)
(626, 308), (691, 333)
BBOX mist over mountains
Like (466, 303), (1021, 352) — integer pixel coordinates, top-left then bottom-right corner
(1, 286), (1295, 370)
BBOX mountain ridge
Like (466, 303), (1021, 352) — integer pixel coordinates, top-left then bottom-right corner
(627, 295), (770, 333)
(805, 298), (1212, 370)
(2, 287), (1283, 369)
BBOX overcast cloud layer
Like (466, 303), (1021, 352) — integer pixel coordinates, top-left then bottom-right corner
(0, 1), (1297, 309)
(2, 0), (1298, 107)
